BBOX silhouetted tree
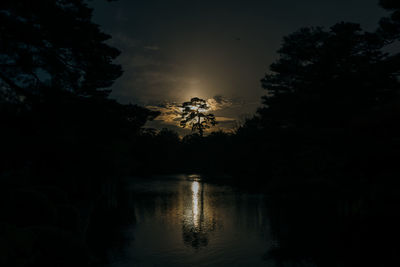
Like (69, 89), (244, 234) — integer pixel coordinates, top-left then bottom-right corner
(257, 22), (398, 129)
(379, 0), (400, 42)
(180, 97), (217, 136)
(0, 2), (159, 265)
(233, 19), (400, 185)
(378, 0), (400, 76)
(0, 0), (160, 177)
(0, 0), (122, 102)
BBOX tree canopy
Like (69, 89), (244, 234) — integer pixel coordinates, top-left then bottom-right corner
(0, 0), (160, 179)
(0, 0), (122, 102)
(180, 97), (217, 136)
(256, 22), (399, 129)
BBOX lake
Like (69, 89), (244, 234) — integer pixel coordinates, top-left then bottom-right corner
(101, 174), (397, 267)
(108, 174), (277, 267)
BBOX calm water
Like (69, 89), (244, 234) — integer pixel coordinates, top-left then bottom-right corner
(108, 174), (276, 267)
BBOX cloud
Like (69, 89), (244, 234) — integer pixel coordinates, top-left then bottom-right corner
(144, 45), (160, 51)
(206, 95), (233, 111)
(146, 102), (182, 125)
(145, 95), (238, 134)
(215, 116), (236, 122)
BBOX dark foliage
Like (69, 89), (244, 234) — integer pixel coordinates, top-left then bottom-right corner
(0, 1), (157, 266)
(180, 97), (217, 136)
(0, 0), (122, 99)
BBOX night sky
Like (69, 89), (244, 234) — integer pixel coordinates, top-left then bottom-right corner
(90, 0), (387, 133)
